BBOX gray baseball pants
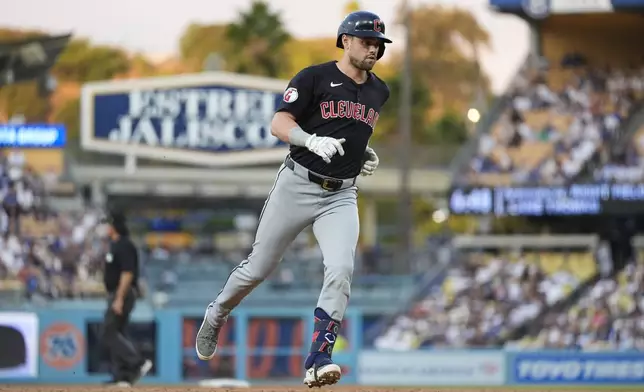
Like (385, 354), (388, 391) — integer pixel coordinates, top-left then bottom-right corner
(206, 156), (359, 327)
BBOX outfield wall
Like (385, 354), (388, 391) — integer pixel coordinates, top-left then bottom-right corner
(0, 309), (642, 386)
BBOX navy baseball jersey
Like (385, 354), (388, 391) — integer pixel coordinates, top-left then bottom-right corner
(276, 61), (390, 179)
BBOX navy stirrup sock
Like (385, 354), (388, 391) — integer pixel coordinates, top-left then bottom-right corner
(304, 308), (340, 369)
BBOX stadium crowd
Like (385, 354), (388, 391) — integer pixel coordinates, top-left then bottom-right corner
(507, 257), (644, 351)
(374, 246), (644, 352)
(374, 251), (585, 350)
(0, 150), (107, 301)
(469, 57), (644, 186)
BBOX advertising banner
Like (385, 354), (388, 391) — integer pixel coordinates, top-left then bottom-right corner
(30, 308), (170, 384)
(81, 72), (289, 167)
(510, 352), (644, 385)
(0, 312), (39, 379)
(448, 183), (644, 216)
(357, 351), (506, 386)
(0, 124), (66, 148)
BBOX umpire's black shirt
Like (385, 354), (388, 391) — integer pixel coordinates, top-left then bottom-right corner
(104, 236), (139, 294)
(276, 61), (390, 179)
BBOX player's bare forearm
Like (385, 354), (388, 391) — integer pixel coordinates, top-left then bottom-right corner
(271, 112), (310, 146)
(115, 271), (133, 301)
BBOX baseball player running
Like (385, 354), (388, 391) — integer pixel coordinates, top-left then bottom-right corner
(196, 11), (391, 388)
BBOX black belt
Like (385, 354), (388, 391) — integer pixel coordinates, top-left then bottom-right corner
(285, 156), (352, 191)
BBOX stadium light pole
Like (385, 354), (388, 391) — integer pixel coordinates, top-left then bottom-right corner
(397, 0), (413, 274)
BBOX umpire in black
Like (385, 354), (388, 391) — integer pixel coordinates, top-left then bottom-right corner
(101, 210), (152, 386)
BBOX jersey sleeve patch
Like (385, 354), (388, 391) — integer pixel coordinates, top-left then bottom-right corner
(283, 87), (299, 103)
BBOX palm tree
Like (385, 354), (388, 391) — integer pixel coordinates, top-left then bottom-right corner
(225, 1), (291, 78)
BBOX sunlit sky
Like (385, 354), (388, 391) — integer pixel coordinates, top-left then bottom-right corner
(1, 0), (530, 93)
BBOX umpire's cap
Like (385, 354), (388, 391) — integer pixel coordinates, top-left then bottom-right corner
(102, 209), (129, 236)
(336, 11), (392, 60)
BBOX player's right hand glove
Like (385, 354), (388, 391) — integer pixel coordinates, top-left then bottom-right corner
(305, 134), (346, 163)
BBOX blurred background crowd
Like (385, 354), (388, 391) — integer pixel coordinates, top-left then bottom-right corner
(0, 150), (106, 301)
(468, 62), (644, 186)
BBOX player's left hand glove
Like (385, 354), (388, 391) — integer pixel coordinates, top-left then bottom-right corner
(361, 146), (379, 176)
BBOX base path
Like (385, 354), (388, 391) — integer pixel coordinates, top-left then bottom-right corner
(0, 386), (640, 392)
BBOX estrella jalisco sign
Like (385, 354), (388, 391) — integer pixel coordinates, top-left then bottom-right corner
(80, 72), (289, 167)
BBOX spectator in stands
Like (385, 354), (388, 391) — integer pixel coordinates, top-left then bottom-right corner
(0, 231), (23, 277)
(3, 182), (20, 232)
(0, 260), (7, 281)
(18, 262), (42, 301)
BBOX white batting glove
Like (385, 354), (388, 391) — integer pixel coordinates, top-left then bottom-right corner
(305, 134), (346, 163)
(361, 146), (379, 176)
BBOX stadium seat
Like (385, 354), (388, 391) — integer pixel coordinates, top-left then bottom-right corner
(524, 110), (551, 130)
(471, 172), (512, 186)
(536, 252), (565, 275)
(567, 252), (597, 280)
(507, 142), (553, 170)
(635, 125), (644, 156)
(15, 149), (64, 176)
(20, 215), (59, 238)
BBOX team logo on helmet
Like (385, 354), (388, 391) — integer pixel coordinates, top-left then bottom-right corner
(283, 87), (298, 103)
(373, 19), (383, 33)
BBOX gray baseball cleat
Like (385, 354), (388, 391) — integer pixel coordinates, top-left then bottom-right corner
(195, 307), (222, 360)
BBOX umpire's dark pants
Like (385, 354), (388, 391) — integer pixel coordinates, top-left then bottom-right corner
(102, 289), (142, 381)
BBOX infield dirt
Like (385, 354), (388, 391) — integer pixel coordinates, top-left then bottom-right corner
(0, 386), (640, 392)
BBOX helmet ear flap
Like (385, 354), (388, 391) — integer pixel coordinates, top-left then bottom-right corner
(377, 42), (386, 60)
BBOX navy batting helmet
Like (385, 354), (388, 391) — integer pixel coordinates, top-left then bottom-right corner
(336, 11), (392, 60)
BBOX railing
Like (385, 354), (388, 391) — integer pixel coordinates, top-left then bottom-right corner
(453, 234), (644, 249)
(452, 234), (599, 248)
